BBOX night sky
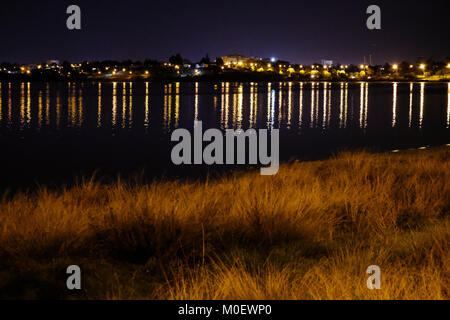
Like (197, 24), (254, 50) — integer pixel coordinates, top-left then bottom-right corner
(1, 0), (448, 65)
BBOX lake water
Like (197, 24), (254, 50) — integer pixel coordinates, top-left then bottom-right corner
(0, 81), (449, 188)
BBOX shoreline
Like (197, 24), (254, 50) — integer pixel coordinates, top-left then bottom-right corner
(1, 74), (449, 84)
(0, 144), (448, 195)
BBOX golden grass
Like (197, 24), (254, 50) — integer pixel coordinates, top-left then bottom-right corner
(0, 147), (448, 299)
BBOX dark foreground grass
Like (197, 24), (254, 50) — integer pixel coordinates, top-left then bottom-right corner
(0, 147), (449, 299)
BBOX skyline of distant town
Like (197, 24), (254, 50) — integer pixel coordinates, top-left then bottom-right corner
(1, 53), (449, 82)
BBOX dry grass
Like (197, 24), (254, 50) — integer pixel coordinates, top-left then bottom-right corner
(0, 147), (448, 299)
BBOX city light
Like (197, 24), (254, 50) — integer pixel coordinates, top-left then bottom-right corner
(3, 54), (449, 82)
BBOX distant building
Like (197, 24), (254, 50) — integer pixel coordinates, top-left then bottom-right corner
(321, 60), (333, 67)
(221, 54), (260, 66)
(222, 54), (247, 65)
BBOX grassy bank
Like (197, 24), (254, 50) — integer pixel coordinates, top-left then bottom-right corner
(0, 147), (449, 299)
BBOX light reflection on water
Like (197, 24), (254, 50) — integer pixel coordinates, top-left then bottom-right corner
(409, 83), (413, 128)
(145, 82), (149, 130)
(392, 82), (397, 127)
(448, 82), (450, 128)
(0, 81), (449, 146)
(97, 83), (102, 128)
(420, 82), (425, 128)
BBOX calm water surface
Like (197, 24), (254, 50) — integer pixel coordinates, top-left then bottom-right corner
(0, 81), (449, 187)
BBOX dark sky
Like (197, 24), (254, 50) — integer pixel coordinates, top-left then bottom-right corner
(0, 0), (448, 65)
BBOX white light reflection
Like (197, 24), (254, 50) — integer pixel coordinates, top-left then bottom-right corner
(392, 82), (398, 127)
(419, 83), (425, 128)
